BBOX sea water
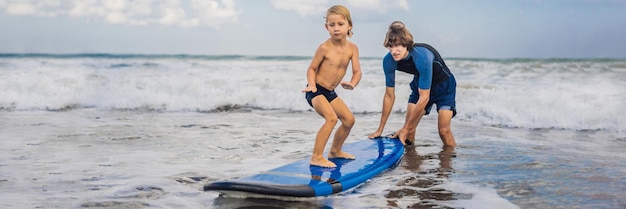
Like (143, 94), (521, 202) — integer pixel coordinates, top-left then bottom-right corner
(0, 54), (624, 208)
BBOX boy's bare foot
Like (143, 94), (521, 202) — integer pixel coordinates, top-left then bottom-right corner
(328, 151), (355, 160)
(310, 157), (336, 168)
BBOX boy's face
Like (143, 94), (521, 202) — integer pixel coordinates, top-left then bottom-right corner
(387, 44), (409, 61)
(325, 14), (351, 40)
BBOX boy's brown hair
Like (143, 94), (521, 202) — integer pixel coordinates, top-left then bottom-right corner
(384, 21), (413, 50)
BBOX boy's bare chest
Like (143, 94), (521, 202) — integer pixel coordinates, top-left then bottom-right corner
(324, 51), (351, 69)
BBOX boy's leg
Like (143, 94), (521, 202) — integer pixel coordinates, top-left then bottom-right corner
(403, 102), (425, 145)
(310, 96), (338, 167)
(327, 97), (355, 159)
(437, 109), (456, 146)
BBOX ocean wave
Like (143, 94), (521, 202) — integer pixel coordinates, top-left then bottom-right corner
(1, 55), (625, 136)
(0, 53), (314, 61)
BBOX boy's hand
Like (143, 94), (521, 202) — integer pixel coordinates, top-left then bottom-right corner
(340, 82), (354, 90)
(390, 128), (409, 145)
(302, 85), (317, 93)
(368, 130), (382, 139)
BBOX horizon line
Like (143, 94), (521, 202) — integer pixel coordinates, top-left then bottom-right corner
(1, 52), (625, 61)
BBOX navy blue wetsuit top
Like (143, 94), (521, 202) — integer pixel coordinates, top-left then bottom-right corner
(383, 43), (451, 89)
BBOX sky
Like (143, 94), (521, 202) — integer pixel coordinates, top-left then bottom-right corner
(0, 0), (625, 58)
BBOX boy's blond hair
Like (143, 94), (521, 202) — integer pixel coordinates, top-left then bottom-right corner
(326, 5), (354, 38)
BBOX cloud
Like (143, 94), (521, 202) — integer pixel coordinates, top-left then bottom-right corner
(270, 0), (329, 17)
(0, 0), (240, 28)
(344, 0), (408, 11)
(270, 0), (408, 16)
(3, 1), (65, 16)
(5, 2), (37, 15)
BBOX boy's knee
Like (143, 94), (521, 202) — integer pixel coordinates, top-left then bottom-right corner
(326, 116), (339, 125)
(344, 119), (355, 128)
(438, 126), (451, 135)
(342, 116), (355, 127)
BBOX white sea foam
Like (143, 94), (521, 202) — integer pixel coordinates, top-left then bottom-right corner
(1, 55), (625, 137)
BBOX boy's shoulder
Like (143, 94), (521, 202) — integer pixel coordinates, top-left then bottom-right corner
(318, 39), (359, 53)
(412, 46), (434, 60)
(315, 39), (333, 53)
(348, 40), (359, 50)
(318, 38), (337, 48)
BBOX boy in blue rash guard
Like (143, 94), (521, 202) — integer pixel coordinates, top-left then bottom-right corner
(368, 21), (457, 147)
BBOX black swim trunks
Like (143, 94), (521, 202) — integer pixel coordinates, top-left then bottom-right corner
(305, 84), (338, 107)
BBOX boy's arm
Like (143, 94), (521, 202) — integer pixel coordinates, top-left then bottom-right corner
(369, 55), (396, 138)
(348, 44), (362, 88)
(368, 86), (395, 138)
(303, 45), (326, 92)
(405, 88), (430, 128)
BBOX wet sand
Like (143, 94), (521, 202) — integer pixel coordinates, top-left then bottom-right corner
(1, 109), (625, 208)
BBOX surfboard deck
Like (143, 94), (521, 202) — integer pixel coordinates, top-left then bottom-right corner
(203, 137), (404, 197)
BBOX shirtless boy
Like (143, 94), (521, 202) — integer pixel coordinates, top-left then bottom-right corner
(302, 5), (362, 168)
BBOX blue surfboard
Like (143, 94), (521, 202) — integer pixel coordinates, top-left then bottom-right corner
(203, 137), (404, 197)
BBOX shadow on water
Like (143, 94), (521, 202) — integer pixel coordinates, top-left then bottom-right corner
(385, 145), (472, 208)
(168, 172), (336, 209)
(212, 196), (333, 209)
